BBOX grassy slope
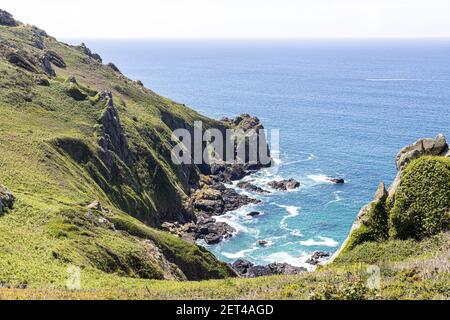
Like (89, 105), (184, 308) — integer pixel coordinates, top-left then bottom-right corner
(0, 23), (448, 299)
(0, 231), (448, 300)
(0, 23), (233, 286)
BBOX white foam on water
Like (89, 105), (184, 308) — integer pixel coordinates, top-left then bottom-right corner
(278, 205), (300, 232)
(307, 174), (335, 184)
(326, 191), (344, 205)
(221, 247), (257, 259)
(333, 191), (343, 202)
(284, 154), (316, 166)
(264, 251), (314, 270)
(299, 236), (339, 247)
(279, 205), (300, 216)
(290, 229), (303, 237)
(215, 212), (260, 238)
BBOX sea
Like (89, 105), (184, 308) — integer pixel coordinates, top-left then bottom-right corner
(74, 39), (450, 268)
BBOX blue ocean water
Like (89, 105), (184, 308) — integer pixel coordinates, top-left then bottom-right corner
(80, 39), (450, 268)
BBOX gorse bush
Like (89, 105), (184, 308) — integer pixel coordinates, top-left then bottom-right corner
(389, 156), (450, 239)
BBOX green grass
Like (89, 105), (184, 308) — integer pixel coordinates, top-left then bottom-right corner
(0, 23), (233, 287)
(0, 232), (448, 300)
(0, 22), (448, 300)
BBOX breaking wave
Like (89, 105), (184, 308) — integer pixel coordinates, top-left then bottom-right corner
(299, 236), (339, 247)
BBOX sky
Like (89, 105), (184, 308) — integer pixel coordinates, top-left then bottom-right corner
(2, 0), (450, 39)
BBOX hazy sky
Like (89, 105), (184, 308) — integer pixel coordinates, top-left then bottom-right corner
(2, 0), (450, 39)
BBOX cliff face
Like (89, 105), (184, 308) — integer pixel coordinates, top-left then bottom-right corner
(334, 134), (450, 258)
(0, 10), (239, 284)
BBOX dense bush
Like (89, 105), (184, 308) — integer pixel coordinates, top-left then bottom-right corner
(389, 156), (450, 239)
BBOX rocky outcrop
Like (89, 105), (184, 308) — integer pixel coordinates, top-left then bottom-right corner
(86, 200), (112, 215)
(247, 211), (261, 217)
(0, 185), (15, 215)
(219, 114), (272, 169)
(98, 91), (132, 166)
(192, 179), (260, 217)
(231, 259), (306, 278)
(0, 9), (18, 26)
(257, 240), (269, 247)
(39, 55), (55, 77)
(26, 26), (48, 49)
(162, 218), (236, 244)
(390, 134), (448, 197)
(326, 178), (345, 184)
(192, 187), (224, 215)
(211, 164), (254, 182)
(203, 222), (235, 244)
(35, 76), (50, 86)
(2, 42), (64, 76)
(107, 62), (121, 74)
(222, 114), (263, 131)
(5, 51), (37, 73)
(396, 134), (448, 171)
(306, 251), (330, 265)
(268, 179), (300, 191)
(44, 50), (66, 68)
(79, 43), (102, 63)
(212, 182), (261, 213)
(237, 181), (270, 194)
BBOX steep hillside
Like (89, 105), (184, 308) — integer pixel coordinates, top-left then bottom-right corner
(0, 10), (448, 299)
(0, 10), (236, 285)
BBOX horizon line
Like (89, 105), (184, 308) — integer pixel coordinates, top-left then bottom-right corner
(61, 36), (450, 41)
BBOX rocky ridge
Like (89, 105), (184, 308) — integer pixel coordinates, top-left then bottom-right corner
(231, 259), (306, 278)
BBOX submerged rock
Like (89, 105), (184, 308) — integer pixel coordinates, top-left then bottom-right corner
(268, 179), (300, 191)
(257, 240), (269, 247)
(0, 185), (15, 215)
(247, 211), (261, 217)
(326, 178), (345, 184)
(237, 181), (270, 194)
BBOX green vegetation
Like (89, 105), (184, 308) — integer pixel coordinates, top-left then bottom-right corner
(342, 156), (450, 252)
(0, 18), (448, 300)
(389, 156), (450, 239)
(0, 22), (233, 287)
(344, 201), (389, 252)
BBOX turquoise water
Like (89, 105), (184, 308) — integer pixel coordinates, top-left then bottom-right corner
(81, 39), (450, 268)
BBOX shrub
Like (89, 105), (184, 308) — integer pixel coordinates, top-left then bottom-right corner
(389, 156), (450, 239)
